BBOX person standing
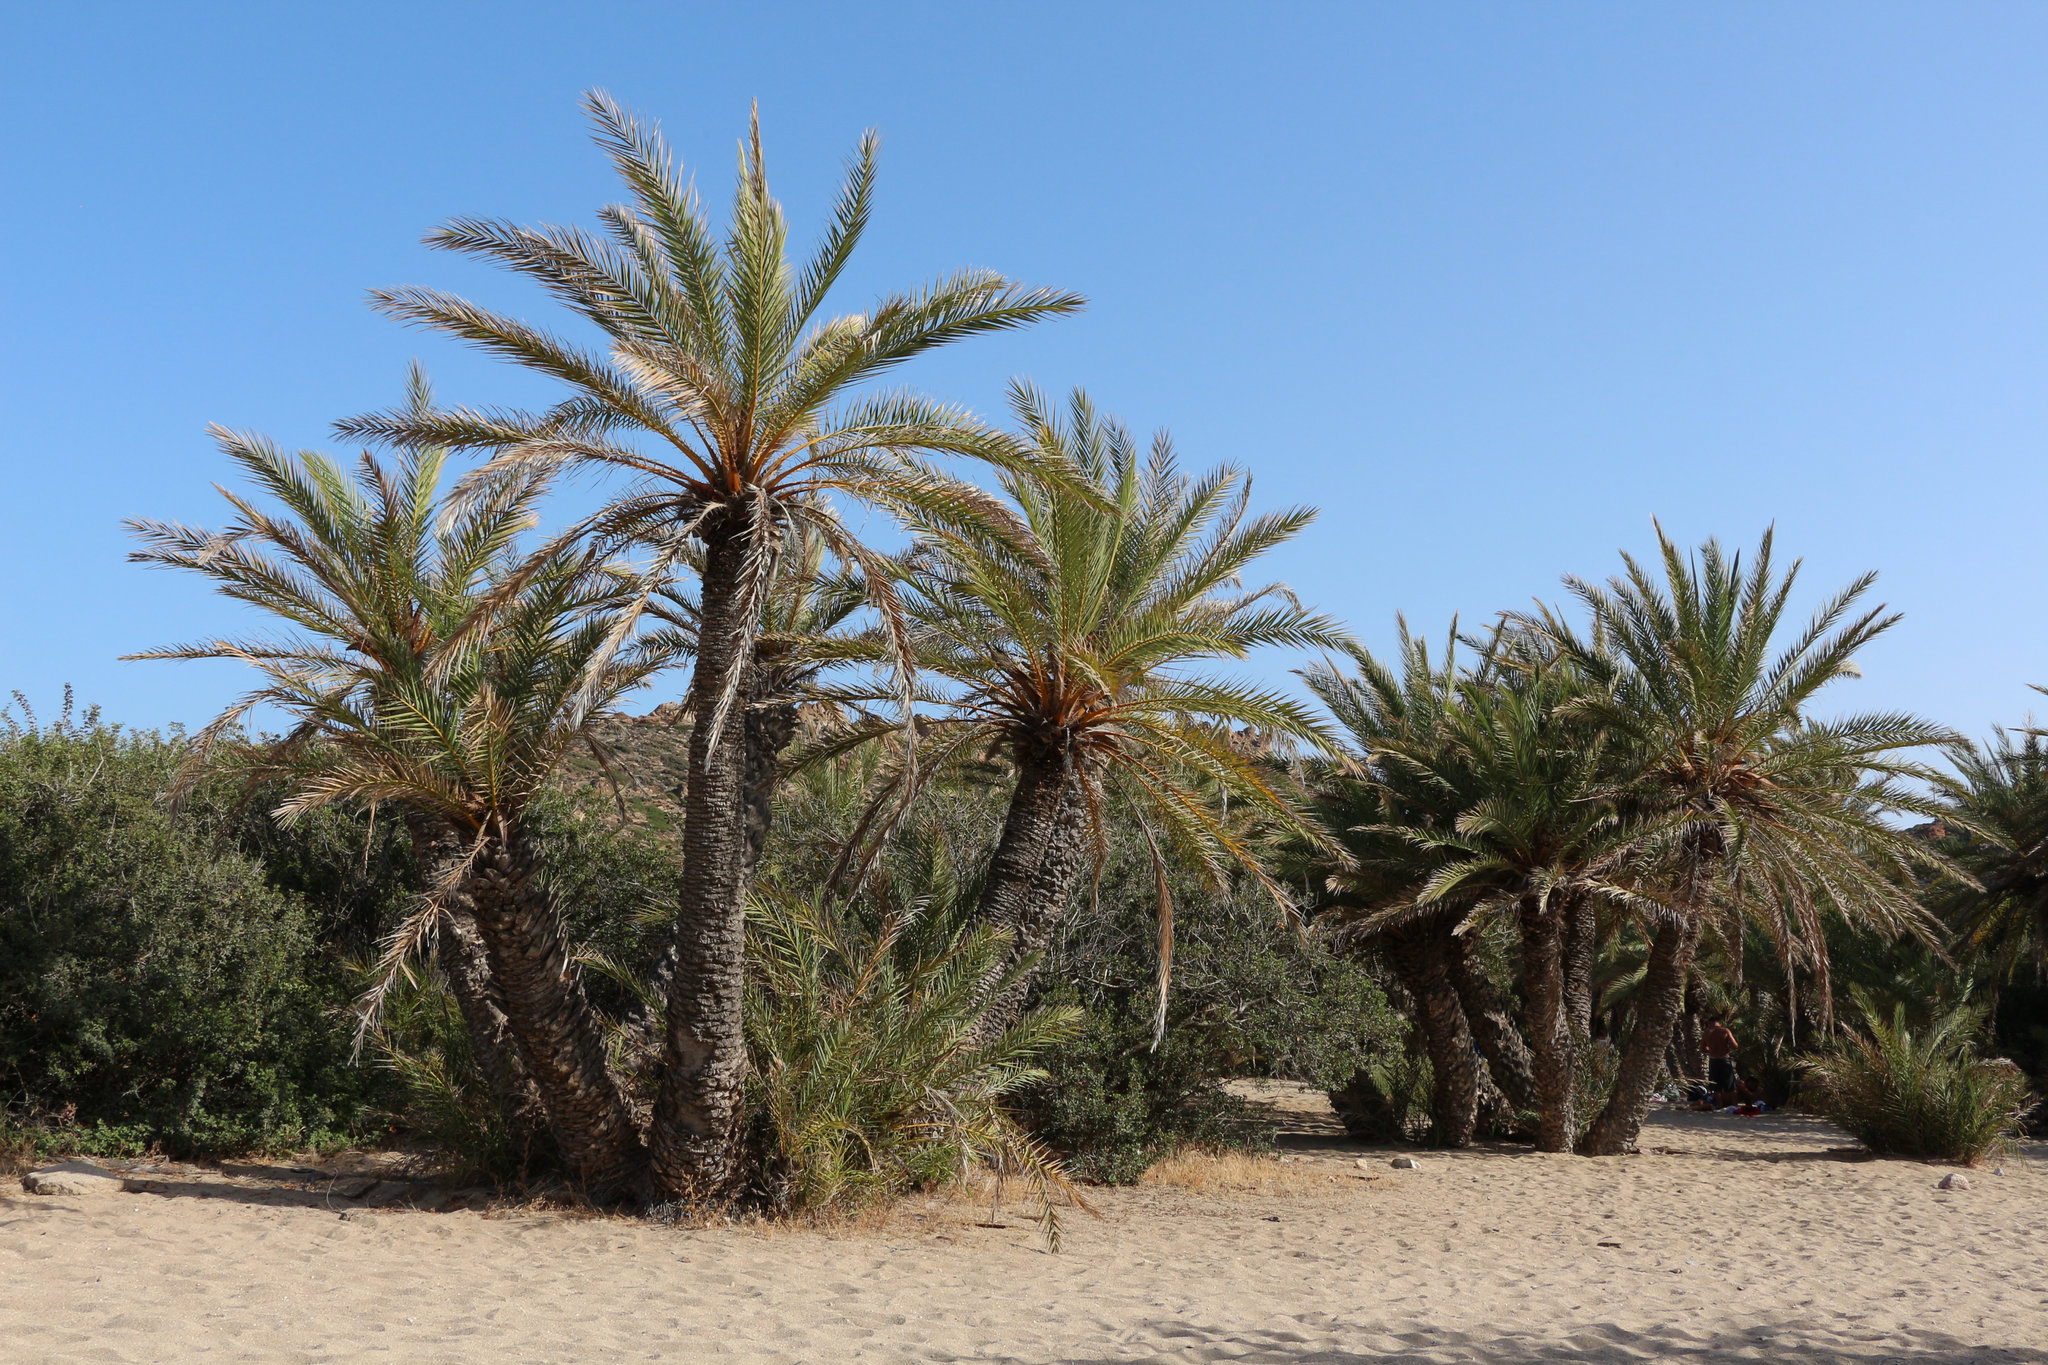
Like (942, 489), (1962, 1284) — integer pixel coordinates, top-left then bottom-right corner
(1703, 1015), (1739, 1101)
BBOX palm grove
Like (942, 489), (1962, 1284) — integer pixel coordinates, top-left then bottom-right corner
(4, 98), (2038, 1212)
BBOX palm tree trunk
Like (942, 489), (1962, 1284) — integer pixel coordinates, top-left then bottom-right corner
(742, 685), (799, 874)
(404, 811), (545, 1141)
(651, 518), (758, 1199)
(1516, 896), (1575, 1152)
(972, 749), (1090, 1022)
(435, 906), (547, 1144)
(463, 822), (648, 1201)
(622, 674), (796, 1057)
(1445, 929), (1537, 1115)
(1580, 917), (1700, 1155)
(1384, 923), (1479, 1148)
(1562, 894), (1597, 1039)
(1674, 983), (1705, 1089)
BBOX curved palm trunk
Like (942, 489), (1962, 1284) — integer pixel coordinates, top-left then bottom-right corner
(1516, 896), (1575, 1152)
(1384, 923), (1479, 1148)
(651, 521), (758, 1199)
(1444, 930), (1537, 1116)
(972, 750), (1091, 1023)
(1580, 917), (1700, 1156)
(464, 823), (648, 1201)
(404, 812), (544, 1140)
(436, 906), (548, 1145)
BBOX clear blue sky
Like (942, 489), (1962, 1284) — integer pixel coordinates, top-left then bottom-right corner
(6, 4), (2045, 744)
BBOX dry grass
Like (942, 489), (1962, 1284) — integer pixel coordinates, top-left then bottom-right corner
(1138, 1149), (1370, 1197)
(0, 1126), (37, 1180)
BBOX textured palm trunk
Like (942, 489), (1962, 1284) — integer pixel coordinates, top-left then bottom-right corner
(435, 906), (547, 1142)
(463, 822), (648, 1201)
(1516, 896), (1575, 1152)
(742, 684), (799, 874)
(1674, 992), (1705, 1088)
(650, 519), (757, 1199)
(1384, 923), (1479, 1148)
(623, 674), (796, 1057)
(1444, 929), (1537, 1116)
(971, 748), (1091, 1026)
(1579, 917), (1700, 1155)
(403, 812), (544, 1139)
(1561, 894), (1597, 1040)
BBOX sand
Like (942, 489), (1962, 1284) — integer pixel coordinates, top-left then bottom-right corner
(4, 1095), (2044, 1363)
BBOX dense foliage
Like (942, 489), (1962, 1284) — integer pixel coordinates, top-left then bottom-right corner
(1017, 844), (1400, 1183)
(0, 708), (383, 1155)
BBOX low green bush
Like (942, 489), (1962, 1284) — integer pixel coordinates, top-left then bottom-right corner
(1014, 847), (1403, 1182)
(1803, 991), (2039, 1164)
(744, 886), (1080, 1242)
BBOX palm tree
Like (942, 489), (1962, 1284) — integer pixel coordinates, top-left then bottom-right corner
(1935, 723), (2048, 989)
(1549, 526), (1958, 1155)
(826, 384), (1344, 1036)
(1398, 630), (1646, 1152)
(336, 93), (1084, 1196)
(125, 372), (544, 1135)
(1300, 626), (1505, 1147)
(128, 409), (665, 1201)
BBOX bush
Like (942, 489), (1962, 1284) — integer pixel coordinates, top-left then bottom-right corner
(744, 887), (1080, 1242)
(1803, 991), (2039, 1164)
(0, 707), (381, 1154)
(1014, 845), (1403, 1182)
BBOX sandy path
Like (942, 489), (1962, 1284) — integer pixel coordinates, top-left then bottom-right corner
(4, 1107), (2043, 1363)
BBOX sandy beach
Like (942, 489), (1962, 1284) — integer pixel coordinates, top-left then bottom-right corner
(4, 1096), (2043, 1364)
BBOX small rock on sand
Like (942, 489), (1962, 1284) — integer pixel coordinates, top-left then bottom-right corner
(1938, 1173), (1971, 1191)
(23, 1161), (127, 1196)
(1390, 1157), (1423, 1171)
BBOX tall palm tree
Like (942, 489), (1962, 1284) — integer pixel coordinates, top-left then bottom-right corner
(825, 385), (1344, 1036)
(128, 409), (665, 1201)
(337, 93), (1084, 1196)
(1549, 526), (1958, 1155)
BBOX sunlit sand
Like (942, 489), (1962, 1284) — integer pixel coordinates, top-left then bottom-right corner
(7, 1093), (2042, 1363)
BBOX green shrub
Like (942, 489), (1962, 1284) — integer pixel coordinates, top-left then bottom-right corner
(743, 887), (1081, 1243)
(1014, 848), (1402, 1182)
(1803, 991), (2039, 1164)
(0, 707), (380, 1154)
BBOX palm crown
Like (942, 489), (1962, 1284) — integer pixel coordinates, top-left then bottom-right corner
(1550, 526), (1957, 984)
(838, 383), (1346, 902)
(335, 91), (1084, 733)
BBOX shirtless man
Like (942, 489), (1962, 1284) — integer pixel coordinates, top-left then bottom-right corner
(1703, 1015), (1739, 1101)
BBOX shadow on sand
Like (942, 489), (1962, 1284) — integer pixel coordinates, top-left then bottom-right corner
(946, 1319), (2037, 1364)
